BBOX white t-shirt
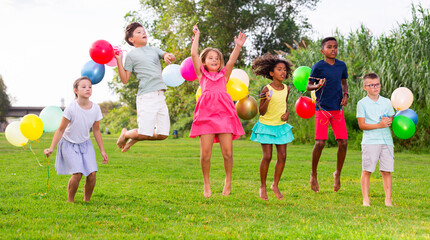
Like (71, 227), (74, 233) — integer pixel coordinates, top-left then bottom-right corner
(62, 100), (103, 144)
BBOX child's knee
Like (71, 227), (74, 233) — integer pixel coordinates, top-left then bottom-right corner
(337, 139), (348, 148)
(315, 140), (325, 148)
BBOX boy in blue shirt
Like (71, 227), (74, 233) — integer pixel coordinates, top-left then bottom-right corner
(115, 22), (176, 152)
(357, 73), (395, 206)
(307, 37), (349, 193)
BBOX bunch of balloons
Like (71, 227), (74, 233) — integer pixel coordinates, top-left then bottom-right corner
(82, 40), (124, 85)
(391, 87), (417, 139)
(5, 106), (63, 147)
(292, 66), (316, 119)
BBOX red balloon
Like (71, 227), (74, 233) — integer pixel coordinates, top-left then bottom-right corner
(89, 40), (114, 64)
(295, 96), (316, 119)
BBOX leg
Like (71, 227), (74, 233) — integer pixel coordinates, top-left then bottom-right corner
(68, 173), (83, 203)
(271, 144), (286, 200)
(381, 171), (393, 206)
(218, 133), (233, 196)
(334, 139), (348, 192)
(200, 134), (215, 198)
(122, 129), (168, 153)
(84, 172), (97, 202)
(361, 171), (371, 206)
(310, 140), (325, 193)
(259, 144), (273, 200)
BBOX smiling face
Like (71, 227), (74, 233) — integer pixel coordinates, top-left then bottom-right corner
(269, 62), (287, 82)
(321, 40), (338, 59)
(129, 26), (148, 47)
(203, 50), (221, 72)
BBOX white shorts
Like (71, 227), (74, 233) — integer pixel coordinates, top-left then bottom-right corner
(362, 144), (394, 173)
(136, 90), (170, 136)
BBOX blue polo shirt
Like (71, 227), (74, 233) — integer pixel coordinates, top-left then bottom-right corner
(309, 59), (348, 111)
(356, 95), (395, 146)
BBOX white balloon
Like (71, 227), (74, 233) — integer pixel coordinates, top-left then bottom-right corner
(162, 64), (185, 87)
(230, 69), (249, 87)
(391, 87), (414, 111)
(5, 121), (28, 147)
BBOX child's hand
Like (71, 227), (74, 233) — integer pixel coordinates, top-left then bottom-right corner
(281, 111), (289, 121)
(193, 25), (200, 35)
(44, 148), (53, 158)
(101, 151), (108, 164)
(379, 117), (392, 128)
(316, 78), (326, 90)
(164, 53), (175, 64)
(114, 51), (123, 61)
(340, 93), (348, 106)
(234, 32), (247, 47)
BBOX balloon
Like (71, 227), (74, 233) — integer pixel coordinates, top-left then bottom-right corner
(162, 64), (185, 87)
(235, 95), (258, 120)
(227, 77), (248, 101)
(89, 40), (114, 64)
(391, 87), (413, 111)
(230, 69), (249, 87)
(196, 87), (202, 102)
(106, 56), (117, 67)
(180, 57), (197, 81)
(39, 106), (63, 132)
(81, 60), (105, 84)
(5, 122), (28, 147)
(392, 115), (416, 139)
(20, 114), (44, 141)
(292, 66), (311, 92)
(295, 96), (315, 119)
(395, 109), (418, 125)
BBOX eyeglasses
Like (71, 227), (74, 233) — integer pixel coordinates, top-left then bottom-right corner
(364, 83), (381, 88)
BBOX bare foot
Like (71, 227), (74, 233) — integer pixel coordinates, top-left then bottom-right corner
(204, 183), (211, 198)
(385, 199), (393, 207)
(222, 179), (231, 196)
(333, 171), (341, 192)
(116, 128), (128, 149)
(259, 185), (268, 200)
(310, 174), (319, 193)
(363, 199), (370, 206)
(67, 199), (74, 204)
(122, 139), (138, 153)
(270, 184), (284, 200)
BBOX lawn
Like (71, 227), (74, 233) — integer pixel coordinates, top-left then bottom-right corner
(1, 133), (429, 239)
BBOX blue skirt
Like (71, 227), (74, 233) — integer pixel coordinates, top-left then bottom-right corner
(55, 138), (98, 177)
(250, 122), (294, 145)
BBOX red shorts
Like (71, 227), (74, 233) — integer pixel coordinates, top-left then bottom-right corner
(315, 110), (348, 140)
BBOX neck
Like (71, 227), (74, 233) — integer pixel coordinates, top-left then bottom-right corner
(324, 57), (335, 65)
(368, 93), (379, 101)
(134, 43), (147, 48)
(76, 97), (90, 106)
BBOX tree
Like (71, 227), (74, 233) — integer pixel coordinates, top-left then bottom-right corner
(0, 75), (11, 123)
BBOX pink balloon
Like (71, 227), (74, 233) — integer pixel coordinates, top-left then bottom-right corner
(106, 56), (117, 67)
(180, 57), (197, 81)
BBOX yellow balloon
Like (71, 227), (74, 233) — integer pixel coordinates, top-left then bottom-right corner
(235, 95), (258, 120)
(5, 121), (29, 147)
(196, 86), (202, 102)
(20, 114), (44, 141)
(227, 77), (248, 101)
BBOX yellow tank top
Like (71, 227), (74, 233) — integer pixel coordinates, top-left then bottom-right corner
(259, 84), (288, 126)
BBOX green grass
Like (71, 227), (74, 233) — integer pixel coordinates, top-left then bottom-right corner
(1, 133), (429, 239)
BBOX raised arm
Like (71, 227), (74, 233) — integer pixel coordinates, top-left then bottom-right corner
(191, 25), (202, 80)
(114, 52), (131, 84)
(225, 32), (247, 80)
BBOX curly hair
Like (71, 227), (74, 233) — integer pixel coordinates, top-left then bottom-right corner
(251, 53), (293, 80)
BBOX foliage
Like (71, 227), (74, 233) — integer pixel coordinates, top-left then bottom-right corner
(0, 75), (11, 122)
(99, 105), (137, 135)
(283, 5), (430, 151)
(98, 101), (122, 116)
(1, 134), (430, 238)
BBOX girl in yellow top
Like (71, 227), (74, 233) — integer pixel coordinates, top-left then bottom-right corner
(251, 53), (294, 200)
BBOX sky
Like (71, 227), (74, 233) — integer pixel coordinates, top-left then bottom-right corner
(0, 0), (428, 107)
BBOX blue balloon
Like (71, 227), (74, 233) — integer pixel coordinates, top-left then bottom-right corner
(162, 64), (185, 87)
(81, 60), (105, 84)
(395, 109), (418, 125)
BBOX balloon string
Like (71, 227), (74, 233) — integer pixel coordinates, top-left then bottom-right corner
(28, 141), (50, 196)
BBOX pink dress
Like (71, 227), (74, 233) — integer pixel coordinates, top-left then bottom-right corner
(190, 65), (245, 143)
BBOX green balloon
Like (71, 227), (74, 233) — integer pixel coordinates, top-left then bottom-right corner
(39, 106), (63, 132)
(392, 115), (416, 139)
(293, 66), (311, 92)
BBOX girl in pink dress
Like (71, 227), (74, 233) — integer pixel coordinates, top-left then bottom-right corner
(189, 25), (246, 198)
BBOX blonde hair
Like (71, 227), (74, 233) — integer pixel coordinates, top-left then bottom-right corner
(200, 48), (224, 72)
(73, 76), (91, 98)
